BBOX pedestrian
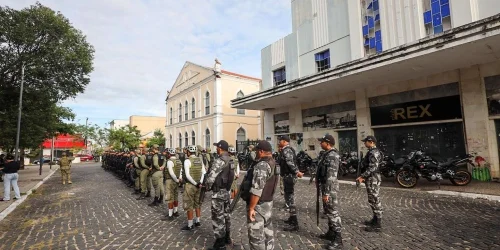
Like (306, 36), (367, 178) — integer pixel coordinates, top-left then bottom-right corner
(316, 134), (343, 249)
(59, 152), (74, 185)
(204, 140), (235, 250)
(277, 135), (303, 231)
(181, 145), (206, 230)
(0, 154), (21, 201)
(161, 148), (182, 221)
(242, 140), (279, 250)
(149, 145), (164, 206)
(356, 135), (383, 232)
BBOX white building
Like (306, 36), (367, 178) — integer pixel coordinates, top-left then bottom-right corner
(109, 119), (129, 130)
(232, 0), (500, 179)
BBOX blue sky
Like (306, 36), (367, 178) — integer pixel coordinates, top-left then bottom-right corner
(3, 0), (292, 128)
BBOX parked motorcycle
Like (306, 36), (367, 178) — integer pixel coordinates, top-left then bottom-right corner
(396, 150), (473, 188)
(339, 152), (359, 176)
(379, 152), (409, 178)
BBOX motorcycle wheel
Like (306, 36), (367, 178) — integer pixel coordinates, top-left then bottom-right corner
(396, 169), (418, 188)
(450, 170), (472, 186)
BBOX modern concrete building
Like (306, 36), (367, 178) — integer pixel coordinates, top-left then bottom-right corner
(166, 60), (261, 152)
(129, 115), (166, 138)
(109, 119), (129, 130)
(232, 0), (500, 179)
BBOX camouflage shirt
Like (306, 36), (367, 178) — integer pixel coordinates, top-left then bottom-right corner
(280, 145), (298, 175)
(361, 147), (382, 178)
(205, 152), (231, 199)
(320, 149), (341, 196)
(250, 159), (272, 197)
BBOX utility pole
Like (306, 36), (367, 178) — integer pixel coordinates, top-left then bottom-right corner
(14, 64), (25, 162)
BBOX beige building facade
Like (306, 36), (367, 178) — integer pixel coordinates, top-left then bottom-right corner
(165, 61), (261, 152)
(129, 115), (166, 139)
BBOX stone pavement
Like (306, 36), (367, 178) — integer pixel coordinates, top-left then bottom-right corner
(0, 163), (498, 250)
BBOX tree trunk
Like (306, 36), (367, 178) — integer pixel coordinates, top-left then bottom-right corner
(20, 148), (25, 170)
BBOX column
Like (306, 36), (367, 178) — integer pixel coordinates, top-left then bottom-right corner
(355, 88), (373, 153)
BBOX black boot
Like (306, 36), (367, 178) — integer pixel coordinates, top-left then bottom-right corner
(208, 238), (226, 250)
(319, 227), (335, 240)
(148, 197), (159, 206)
(225, 231), (232, 245)
(365, 217), (381, 232)
(158, 195), (163, 204)
(136, 193), (146, 200)
(363, 215), (376, 226)
(327, 232), (343, 250)
(283, 216), (299, 231)
(145, 191), (151, 197)
(283, 216), (294, 224)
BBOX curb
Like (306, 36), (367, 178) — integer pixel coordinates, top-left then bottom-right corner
(0, 166), (60, 222)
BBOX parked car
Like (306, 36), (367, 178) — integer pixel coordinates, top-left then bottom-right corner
(76, 154), (94, 162)
(33, 158), (51, 165)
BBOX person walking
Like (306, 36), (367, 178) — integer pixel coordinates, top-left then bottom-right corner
(0, 155), (21, 201)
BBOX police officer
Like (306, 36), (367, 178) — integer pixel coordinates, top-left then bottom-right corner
(278, 135), (303, 231)
(181, 145), (206, 230)
(356, 135), (383, 232)
(132, 149), (142, 194)
(137, 148), (151, 200)
(205, 140), (235, 250)
(59, 152), (74, 185)
(126, 151), (136, 187)
(242, 140), (279, 250)
(149, 145), (164, 206)
(316, 134), (343, 249)
(228, 145), (240, 204)
(161, 148), (182, 221)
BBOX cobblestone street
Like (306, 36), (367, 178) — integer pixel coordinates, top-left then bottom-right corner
(0, 163), (499, 250)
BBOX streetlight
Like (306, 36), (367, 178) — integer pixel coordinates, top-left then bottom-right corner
(14, 64), (25, 162)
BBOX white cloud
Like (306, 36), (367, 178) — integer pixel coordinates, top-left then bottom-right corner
(2, 0), (291, 127)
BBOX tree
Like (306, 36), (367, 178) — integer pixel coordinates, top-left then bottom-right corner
(146, 129), (166, 148)
(108, 125), (141, 151)
(0, 3), (94, 151)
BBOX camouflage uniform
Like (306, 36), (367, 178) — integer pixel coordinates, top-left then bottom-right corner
(279, 145), (298, 218)
(139, 154), (150, 195)
(361, 146), (383, 218)
(151, 154), (164, 199)
(247, 159), (275, 250)
(205, 152), (234, 240)
(133, 153), (142, 192)
(319, 149), (342, 233)
(59, 156), (73, 184)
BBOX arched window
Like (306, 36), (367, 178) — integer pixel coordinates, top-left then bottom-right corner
(185, 101), (188, 120)
(191, 98), (196, 119)
(191, 130), (196, 145)
(205, 91), (210, 115)
(236, 91), (245, 115)
(169, 134), (172, 148)
(237, 127), (246, 152)
(205, 128), (211, 149)
(169, 107), (173, 124)
(178, 103), (182, 122)
(185, 132), (189, 147)
(179, 133), (182, 148)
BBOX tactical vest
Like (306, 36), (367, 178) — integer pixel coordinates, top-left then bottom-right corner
(133, 155), (140, 169)
(213, 154), (235, 192)
(60, 157), (71, 168)
(201, 153), (209, 167)
(165, 158), (183, 180)
(241, 156), (279, 203)
(362, 147), (382, 173)
(188, 156), (203, 182)
(145, 154), (153, 167)
(279, 146), (297, 176)
(158, 153), (165, 167)
(317, 149), (336, 184)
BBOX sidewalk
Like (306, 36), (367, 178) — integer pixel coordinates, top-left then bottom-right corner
(0, 164), (60, 215)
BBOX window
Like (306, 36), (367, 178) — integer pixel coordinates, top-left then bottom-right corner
(185, 101), (188, 121)
(191, 131), (196, 145)
(423, 0), (451, 36)
(179, 133), (182, 148)
(185, 132), (189, 147)
(205, 91), (210, 115)
(361, 0), (382, 55)
(315, 50), (330, 72)
(236, 127), (246, 152)
(236, 91), (245, 115)
(191, 98), (195, 119)
(205, 128), (211, 149)
(169, 134), (172, 148)
(273, 67), (286, 86)
(178, 103), (182, 122)
(169, 108), (173, 125)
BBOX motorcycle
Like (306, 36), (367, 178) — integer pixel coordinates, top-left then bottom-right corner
(396, 150), (473, 188)
(379, 152), (409, 178)
(339, 152), (359, 176)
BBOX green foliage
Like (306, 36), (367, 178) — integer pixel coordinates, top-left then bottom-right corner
(146, 129), (166, 148)
(0, 3), (94, 150)
(108, 125), (141, 151)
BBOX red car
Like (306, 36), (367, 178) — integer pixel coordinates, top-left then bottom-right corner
(76, 154), (94, 162)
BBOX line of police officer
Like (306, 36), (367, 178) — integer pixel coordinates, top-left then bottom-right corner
(101, 133), (382, 250)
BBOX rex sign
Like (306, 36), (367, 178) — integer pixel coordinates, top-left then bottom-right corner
(370, 95), (462, 126)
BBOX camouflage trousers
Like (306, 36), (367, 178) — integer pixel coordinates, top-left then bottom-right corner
(139, 169), (149, 194)
(325, 191), (342, 232)
(134, 169), (142, 190)
(283, 175), (296, 216)
(247, 201), (274, 250)
(211, 190), (231, 239)
(366, 173), (383, 218)
(151, 171), (164, 198)
(60, 168), (71, 183)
